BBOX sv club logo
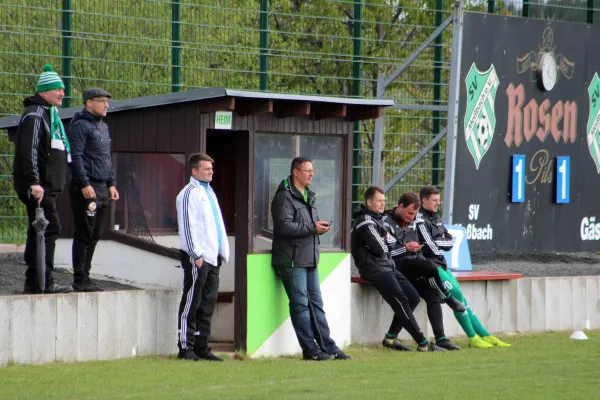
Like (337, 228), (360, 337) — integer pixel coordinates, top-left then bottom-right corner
(464, 63), (500, 169)
(587, 72), (600, 173)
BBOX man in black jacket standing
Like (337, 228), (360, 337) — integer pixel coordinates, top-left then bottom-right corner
(13, 64), (72, 294)
(351, 186), (444, 352)
(67, 88), (119, 292)
(271, 157), (350, 361)
(383, 192), (464, 350)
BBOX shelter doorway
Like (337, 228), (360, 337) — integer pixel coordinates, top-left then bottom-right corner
(206, 128), (250, 350)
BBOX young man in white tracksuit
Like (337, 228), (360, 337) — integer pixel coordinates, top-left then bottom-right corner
(176, 153), (229, 361)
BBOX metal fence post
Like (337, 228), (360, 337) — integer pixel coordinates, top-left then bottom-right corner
(259, 0), (269, 91)
(432, 0), (444, 186)
(371, 73), (385, 187)
(61, 0), (72, 108)
(351, 0), (363, 203)
(588, 0), (595, 24)
(171, 0), (181, 92)
(523, 0), (531, 17)
(442, 2), (464, 224)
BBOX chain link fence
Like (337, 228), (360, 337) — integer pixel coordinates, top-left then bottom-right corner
(0, 0), (597, 241)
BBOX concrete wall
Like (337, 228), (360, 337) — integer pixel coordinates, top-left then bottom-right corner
(0, 289), (233, 365)
(2, 276), (599, 365)
(53, 237), (236, 292)
(351, 276), (600, 344)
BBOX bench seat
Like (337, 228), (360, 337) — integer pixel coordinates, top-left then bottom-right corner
(351, 270), (522, 285)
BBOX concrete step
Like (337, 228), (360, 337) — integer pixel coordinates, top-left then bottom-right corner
(210, 342), (235, 356)
(0, 288), (236, 365)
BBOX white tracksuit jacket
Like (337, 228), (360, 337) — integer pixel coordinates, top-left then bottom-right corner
(176, 177), (229, 266)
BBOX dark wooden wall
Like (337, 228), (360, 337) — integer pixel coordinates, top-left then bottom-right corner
(109, 103), (201, 154)
(56, 98), (354, 239)
(57, 102), (201, 238)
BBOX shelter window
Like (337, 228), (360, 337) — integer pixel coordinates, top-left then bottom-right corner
(252, 133), (344, 252)
(112, 153), (185, 245)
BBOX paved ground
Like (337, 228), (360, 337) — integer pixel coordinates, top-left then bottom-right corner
(471, 251), (600, 277)
(0, 252), (140, 296)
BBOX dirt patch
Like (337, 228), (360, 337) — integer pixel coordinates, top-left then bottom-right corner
(0, 252), (140, 296)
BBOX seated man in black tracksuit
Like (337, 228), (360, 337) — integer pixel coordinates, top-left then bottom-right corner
(351, 186), (445, 352)
(417, 185), (510, 348)
(383, 192), (465, 351)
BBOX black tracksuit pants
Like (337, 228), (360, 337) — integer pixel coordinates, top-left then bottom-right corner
(17, 191), (60, 289)
(69, 183), (109, 284)
(395, 257), (450, 341)
(361, 268), (427, 345)
(177, 250), (220, 352)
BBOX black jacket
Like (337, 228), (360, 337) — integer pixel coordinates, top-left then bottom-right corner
(67, 109), (115, 188)
(416, 207), (453, 268)
(350, 206), (395, 275)
(382, 209), (426, 262)
(271, 178), (319, 268)
(13, 95), (68, 195)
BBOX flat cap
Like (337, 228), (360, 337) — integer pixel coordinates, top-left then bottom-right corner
(82, 88), (112, 103)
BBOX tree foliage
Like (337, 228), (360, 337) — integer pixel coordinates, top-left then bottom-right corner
(0, 0), (594, 227)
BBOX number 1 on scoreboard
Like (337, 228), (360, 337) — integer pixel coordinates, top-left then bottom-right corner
(556, 156), (570, 204)
(511, 155), (525, 203)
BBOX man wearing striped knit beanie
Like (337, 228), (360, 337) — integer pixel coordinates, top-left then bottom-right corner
(13, 64), (73, 294)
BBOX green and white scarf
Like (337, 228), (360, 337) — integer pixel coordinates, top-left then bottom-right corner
(49, 106), (71, 163)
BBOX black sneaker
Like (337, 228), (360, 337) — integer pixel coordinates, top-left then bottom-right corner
(177, 348), (200, 361)
(435, 339), (461, 350)
(445, 297), (466, 312)
(303, 351), (334, 361)
(73, 279), (104, 292)
(330, 350), (352, 360)
(195, 347), (224, 362)
(382, 337), (412, 351)
(23, 283), (41, 294)
(417, 342), (447, 352)
(44, 283), (73, 294)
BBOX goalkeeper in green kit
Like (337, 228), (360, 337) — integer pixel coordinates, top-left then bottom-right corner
(417, 185), (510, 349)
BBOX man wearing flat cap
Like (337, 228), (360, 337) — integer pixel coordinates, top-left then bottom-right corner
(67, 88), (119, 292)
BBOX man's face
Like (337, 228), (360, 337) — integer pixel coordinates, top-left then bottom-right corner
(293, 161), (314, 188)
(86, 96), (110, 117)
(40, 88), (64, 107)
(396, 203), (419, 223)
(422, 194), (441, 213)
(192, 160), (214, 183)
(366, 192), (386, 214)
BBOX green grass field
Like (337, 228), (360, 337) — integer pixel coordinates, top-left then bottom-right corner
(1, 332), (599, 400)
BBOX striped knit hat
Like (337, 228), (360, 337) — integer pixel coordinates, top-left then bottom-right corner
(36, 64), (65, 93)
